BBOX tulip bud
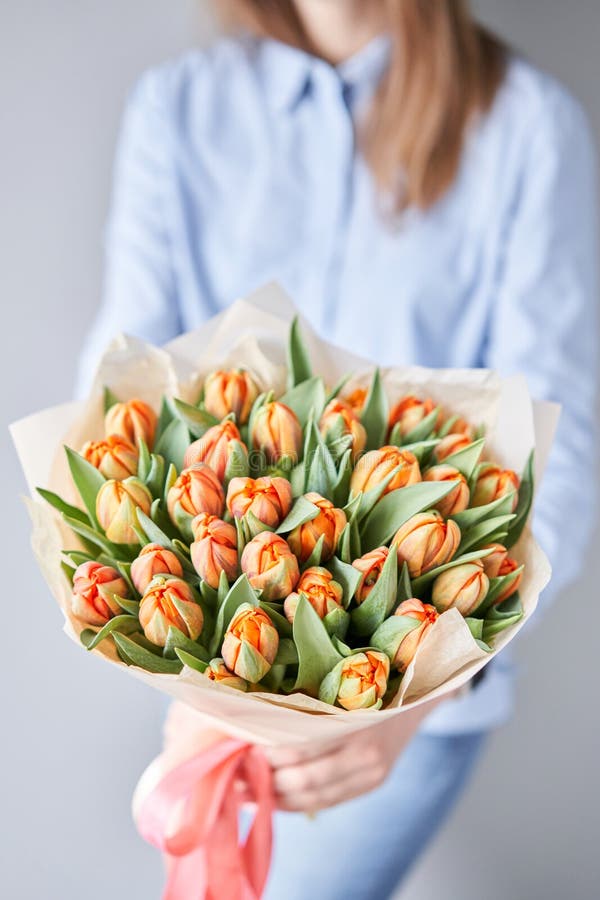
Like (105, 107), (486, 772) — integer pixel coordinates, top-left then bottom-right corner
(240, 532), (299, 600)
(442, 416), (474, 439)
(343, 387), (367, 414)
(388, 395), (437, 437)
(204, 658), (248, 691)
(432, 560), (489, 616)
(472, 464), (520, 511)
(423, 465), (470, 517)
(495, 556), (523, 603)
(283, 566), (344, 623)
(480, 543), (508, 579)
(96, 477), (152, 544)
(319, 399), (367, 457)
(183, 421), (248, 481)
(203, 368), (259, 425)
(352, 547), (389, 603)
(350, 446), (421, 498)
(130, 542), (183, 594)
(71, 561), (128, 626)
(226, 476), (293, 529)
(319, 651), (390, 711)
(250, 401), (302, 464)
(221, 604), (279, 683)
(139, 576), (204, 647)
(105, 398), (157, 450)
(392, 512), (460, 578)
(432, 433), (472, 463)
(372, 599), (439, 672)
(167, 464), (225, 540)
(190, 513), (239, 589)
(287, 492), (347, 564)
(82, 434), (138, 480)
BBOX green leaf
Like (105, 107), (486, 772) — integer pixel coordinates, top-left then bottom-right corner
(411, 548), (496, 594)
(146, 453), (166, 499)
(505, 451), (535, 548)
(64, 446), (106, 528)
(360, 481), (459, 549)
(324, 373), (352, 405)
(224, 440), (249, 486)
(304, 436), (337, 498)
(156, 396), (176, 443)
(63, 515), (128, 560)
(60, 561), (75, 584)
(482, 594), (524, 643)
(292, 594), (343, 696)
(163, 463), (178, 505)
(84, 615), (141, 651)
(172, 398), (219, 439)
(438, 438), (485, 479)
(276, 496), (320, 534)
(62, 550), (94, 567)
(103, 386), (120, 413)
(113, 633), (183, 673)
(163, 627), (210, 662)
(327, 557), (362, 609)
(280, 376), (326, 428)
(137, 438), (152, 481)
(332, 448), (353, 507)
(287, 316), (313, 388)
(37, 487), (90, 526)
(353, 465), (402, 520)
(465, 617), (484, 641)
(260, 602), (293, 639)
(458, 514), (516, 554)
(397, 561), (412, 604)
(112, 594), (141, 616)
(402, 407), (441, 445)
(323, 606), (350, 640)
(302, 534), (326, 570)
(338, 519), (361, 564)
(437, 414), (460, 438)
(350, 545), (398, 635)
(154, 418), (190, 471)
(480, 566), (525, 614)
(397, 439), (440, 464)
(360, 369), (388, 451)
(175, 648), (209, 674)
(451, 492), (517, 530)
(209, 575), (259, 657)
(136, 510), (194, 573)
(274, 638), (299, 666)
(370, 615), (420, 662)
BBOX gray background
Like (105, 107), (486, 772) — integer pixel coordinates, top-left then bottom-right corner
(1, 2), (598, 898)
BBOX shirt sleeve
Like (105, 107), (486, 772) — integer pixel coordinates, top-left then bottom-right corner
(485, 84), (599, 605)
(76, 69), (181, 395)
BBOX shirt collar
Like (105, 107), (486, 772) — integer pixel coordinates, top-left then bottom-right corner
(253, 33), (392, 114)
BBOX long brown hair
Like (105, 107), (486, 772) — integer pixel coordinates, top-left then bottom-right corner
(218, 0), (506, 210)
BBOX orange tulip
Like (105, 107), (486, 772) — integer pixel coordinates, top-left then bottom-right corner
(139, 576), (204, 647)
(432, 560), (489, 616)
(241, 532), (300, 600)
(71, 561), (128, 626)
(105, 398), (157, 450)
(203, 368), (259, 425)
(319, 650), (390, 711)
(392, 512), (461, 578)
(283, 566), (344, 623)
(352, 547), (390, 603)
(480, 543), (509, 579)
(388, 395), (437, 438)
(226, 476), (293, 529)
(423, 465), (470, 517)
(190, 513), (239, 589)
(350, 446), (421, 497)
(432, 433), (472, 463)
(472, 464), (520, 511)
(250, 401), (302, 464)
(495, 556), (523, 603)
(442, 415), (474, 439)
(390, 599), (439, 672)
(183, 421), (247, 481)
(167, 464), (225, 539)
(96, 477), (152, 544)
(221, 604), (279, 682)
(287, 492), (347, 564)
(344, 387), (367, 414)
(319, 398), (367, 457)
(82, 434), (138, 480)
(204, 658), (248, 691)
(131, 543), (183, 594)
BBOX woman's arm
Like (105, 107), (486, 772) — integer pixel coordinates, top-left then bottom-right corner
(77, 69), (181, 394)
(486, 82), (599, 604)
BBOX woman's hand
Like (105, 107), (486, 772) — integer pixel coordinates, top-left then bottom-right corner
(263, 698), (441, 813)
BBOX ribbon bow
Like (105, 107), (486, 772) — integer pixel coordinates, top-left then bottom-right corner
(136, 738), (274, 900)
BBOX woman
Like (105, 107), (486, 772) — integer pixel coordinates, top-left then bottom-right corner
(81, 1), (598, 897)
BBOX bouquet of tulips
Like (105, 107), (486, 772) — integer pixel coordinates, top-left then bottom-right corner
(12, 285), (552, 738)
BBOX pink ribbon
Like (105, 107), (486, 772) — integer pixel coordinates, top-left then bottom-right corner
(136, 739), (274, 900)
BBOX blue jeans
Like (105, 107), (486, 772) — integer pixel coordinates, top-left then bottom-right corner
(263, 731), (487, 900)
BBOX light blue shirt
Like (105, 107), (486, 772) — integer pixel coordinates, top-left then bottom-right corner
(80, 35), (599, 733)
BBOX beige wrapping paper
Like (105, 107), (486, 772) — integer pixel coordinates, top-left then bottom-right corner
(10, 283), (555, 746)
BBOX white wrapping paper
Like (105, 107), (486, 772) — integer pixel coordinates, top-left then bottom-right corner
(10, 283), (555, 746)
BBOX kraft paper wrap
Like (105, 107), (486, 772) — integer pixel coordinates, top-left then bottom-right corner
(11, 283), (555, 747)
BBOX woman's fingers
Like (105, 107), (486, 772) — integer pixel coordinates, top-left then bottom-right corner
(276, 758), (388, 813)
(264, 737), (344, 769)
(272, 743), (370, 797)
